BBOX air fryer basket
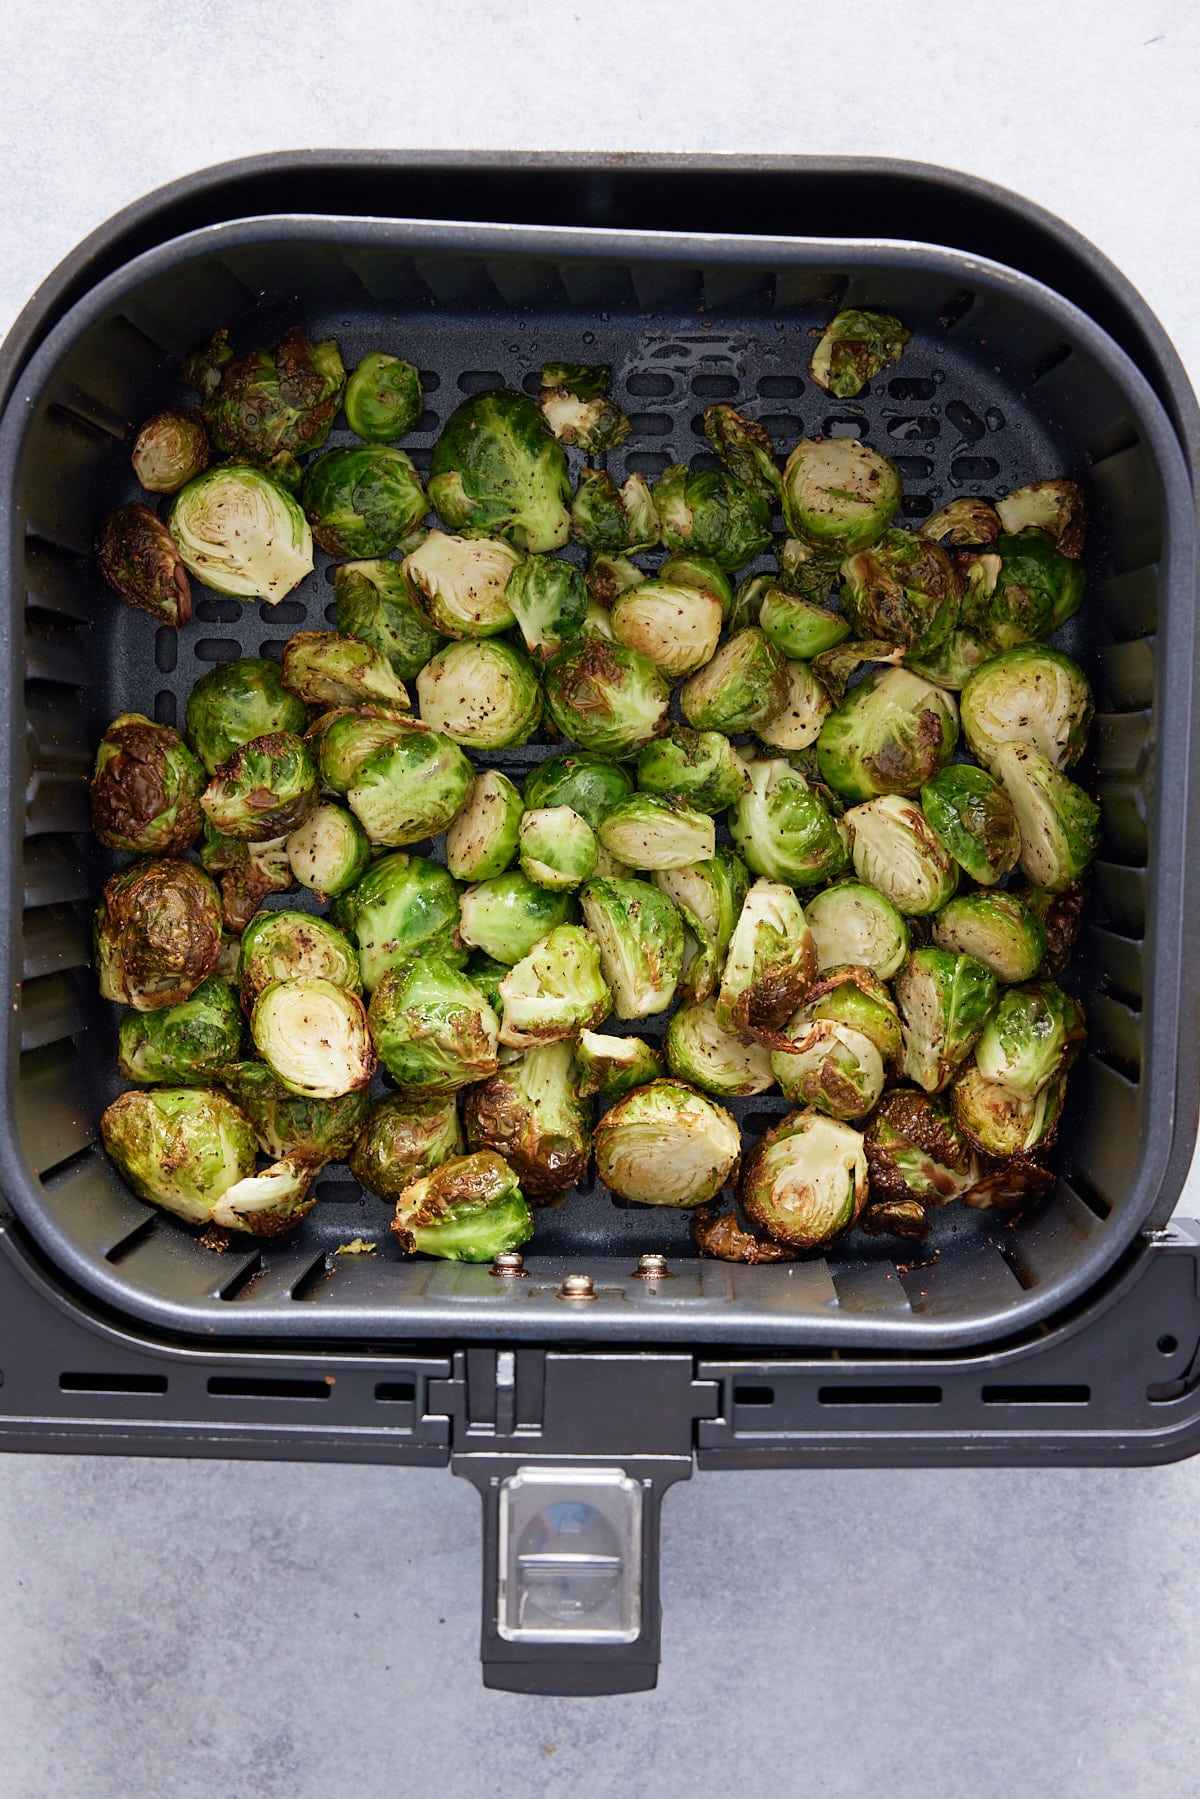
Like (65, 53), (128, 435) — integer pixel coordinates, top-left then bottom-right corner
(1, 215), (1193, 1350)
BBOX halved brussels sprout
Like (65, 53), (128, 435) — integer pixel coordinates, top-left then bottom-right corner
(391, 1150), (533, 1261)
(96, 859), (223, 1011)
(210, 1154), (322, 1235)
(311, 709), (417, 792)
(864, 1090), (980, 1208)
(758, 587), (851, 660)
(284, 631), (411, 714)
(770, 1016), (885, 1119)
(416, 638), (542, 748)
(894, 947), (998, 1092)
(839, 529), (959, 653)
(349, 1093), (464, 1201)
(401, 529), (521, 637)
(238, 909), (360, 1012)
(782, 438), (901, 553)
(658, 553), (734, 612)
(951, 1064), (1066, 1159)
(369, 956), (499, 1092)
(920, 497), (1002, 549)
(457, 871), (578, 965)
(101, 1087), (257, 1224)
(334, 559), (445, 682)
(817, 667), (958, 802)
(517, 806), (598, 892)
(844, 794), (958, 915)
(906, 626), (990, 692)
(973, 982), (1085, 1099)
(186, 658), (308, 777)
(347, 728), (473, 846)
(582, 599), (616, 639)
(596, 795), (716, 872)
(522, 752), (634, 827)
(251, 977), (375, 1098)
(586, 552), (646, 606)
(570, 469), (658, 553)
(445, 771), (524, 882)
(960, 1157), (1056, 1215)
(995, 479), (1086, 558)
(168, 466), (313, 604)
(463, 1039), (589, 1198)
(199, 825), (294, 935)
(91, 713), (204, 855)
(679, 629), (790, 735)
(344, 351), (423, 442)
(610, 579), (723, 678)
(497, 924), (612, 1047)
(740, 1109), (868, 1248)
(575, 1029), (663, 1100)
(224, 1061), (371, 1164)
(960, 645), (1094, 771)
(757, 660), (832, 752)
(809, 309), (910, 399)
(992, 742), (1101, 892)
(544, 638), (671, 759)
(430, 390), (571, 552)
(920, 763), (1021, 885)
(540, 366), (631, 454)
(635, 728), (749, 814)
(776, 537), (843, 601)
(579, 878), (683, 1021)
(932, 892), (1046, 984)
(118, 977), (242, 1085)
(702, 404), (782, 501)
(728, 572), (771, 633)
(96, 502), (193, 625)
(804, 964), (904, 1068)
(131, 409), (210, 493)
(1020, 882), (1087, 980)
(653, 849), (750, 1005)
(665, 998), (775, 1098)
(730, 758), (849, 888)
(652, 463), (772, 571)
(330, 851), (461, 990)
(501, 554), (586, 660)
(809, 638), (905, 707)
(201, 732), (319, 841)
(691, 1210), (798, 1263)
(301, 446), (427, 558)
(188, 325), (344, 462)
(594, 1080), (740, 1206)
(716, 879), (815, 1039)
(804, 881), (909, 980)
(960, 530), (1085, 650)
(285, 802), (371, 898)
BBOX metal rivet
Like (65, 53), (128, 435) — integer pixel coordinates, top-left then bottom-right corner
(559, 1272), (596, 1299)
(491, 1251), (526, 1278)
(634, 1253), (669, 1279)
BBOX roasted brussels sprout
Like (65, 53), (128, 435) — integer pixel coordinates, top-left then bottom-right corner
(198, 825), (294, 935)
(570, 469), (658, 553)
(95, 859), (223, 1011)
(579, 878), (683, 1021)
(932, 892), (1046, 984)
(596, 795), (716, 872)
(730, 758), (848, 888)
(809, 309), (911, 399)
(369, 956), (499, 1092)
(586, 552), (646, 606)
(920, 497), (1002, 549)
(285, 802), (371, 899)
(518, 806), (598, 891)
(952, 1063), (1066, 1160)
(960, 1157), (1056, 1215)
(401, 529), (522, 638)
(286, 633), (412, 716)
(716, 879), (815, 1039)
(330, 851), (461, 990)
(497, 924), (611, 1047)
(540, 365), (631, 453)
(758, 587), (851, 660)
(333, 559), (445, 682)
(594, 1080), (740, 1207)
(574, 1029), (664, 1100)
(803, 881), (909, 980)
(238, 909), (360, 1012)
(679, 629), (790, 735)
(782, 438), (901, 553)
(117, 977), (242, 1085)
(463, 1040), (589, 1198)
(544, 638), (670, 759)
(391, 1150), (533, 1261)
(188, 325), (344, 462)
(610, 578), (723, 677)
(728, 572), (771, 633)
(809, 638), (905, 707)
(91, 713), (204, 855)
(496, 555), (583, 661)
(96, 502), (193, 626)
(416, 638), (543, 748)
(816, 667), (958, 802)
(740, 1109), (868, 1248)
(805, 964), (904, 1068)
(960, 531), (1085, 650)
(995, 479), (1086, 558)
(691, 1210), (798, 1263)
(651, 463), (772, 571)
(429, 391), (571, 552)
(101, 1087), (257, 1224)
(844, 794), (958, 915)
(960, 645), (1093, 771)
(131, 409), (210, 493)
(186, 658), (309, 777)
(894, 947), (998, 1092)
(757, 659), (832, 752)
(224, 1061), (371, 1164)
(347, 727), (473, 846)
(905, 626), (990, 692)
(465, 951), (507, 1015)
(776, 537), (843, 600)
(635, 728), (749, 814)
(344, 351), (423, 443)
(445, 771), (524, 882)
(250, 974), (375, 1099)
(457, 870), (577, 966)
(770, 1016), (885, 1120)
(701, 404), (782, 501)
(920, 763), (1021, 885)
(168, 466), (313, 604)
(311, 708), (416, 792)
(348, 1093), (464, 1200)
(665, 998), (775, 1098)
(973, 982), (1085, 1099)
(522, 751), (634, 827)
(653, 849), (750, 1005)
(201, 732), (319, 841)
(992, 742), (1101, 892)
(1020, 882), (1087, 979)
(864, 1090), (980, 1208)
(839, 529), (959, 655)
(658, 553), (734, 612)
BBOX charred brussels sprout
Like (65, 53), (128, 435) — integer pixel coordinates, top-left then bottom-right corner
(343, 351), (423, 443)
(544, 638), (670, 759)
(131, 409), (210, 493)
(416, 639), (542, 748)
(201, 732), (319, 841)
(894, 947), (998, 1092)
(960, 645), (1093, 771)
(636, 728), (749, 814)
(864, 1091), (980, 1209)
(952, 1063), (1066, 1160)
(594, 1080), (740, 1207)
(758, 588), (852, 660)
(463, 1040), (589, 1198)
(333, 560), (444, 682)
(610, 579), (723, 677)
(330, 851), (461, 990)
(96, 859), (223, 1011)
(653, 849), (749, 1005)
(285, 802), (371, 898)
(199, 825), (293, 934)
(189, 325), (344, 463)
(996, 479), (1086, 558)
(225, 1061), (371, 1164)
(570, 469), (659, 553)
(540, 365), (630, 454)
(118, 977), (242, 1084)
(503, 554), (587, 658)
(445, 771), (524, 882)
(429, 391), (570, 552)
(522, 752), (634, 828)
(579, 879), (683, 1021)
(933, 892), (1046, 984)
(992, 742), (1100, 892)
(575, 1030), (663, 1100)
(809, 310), (911, 399)
(597, 795), (715, 872)
(519, 806), (598, 891)
(920, 763), (1021, 885)
(809, 638), (905, 706)
(391, 1151), (533, 1261)
(238, 910), (360, 1013)
(497, 924), (611, 1047)
(168, 466), (313, 604)
(679, 629), (790, 735)
(1020, 882), (1087, 980)
(729, 759), (848, 888)
(96, 502), (192, 626)
(716, 880), (815, 1039)
(776, 537), (843, 600)
(839, 529), (959, 653)
(348, 1093), (463, 1200)
(973, 982), (1085, 1099)
(817, 667), (958, 802)
(101, 1087), (257, 1224)
(740, 1110), (868, 1248)
(347, 727), (473, 846)
(457, 871), (577, 966)
(312, 709), (417, 792)
(368, 957), (499, 1092)
(691, 1210), (798, 1263)
(758, 659), (833, 751)
(586, 552), (646, 607)
(186, 658), (308, 777)
(782, 438), (901, 553)
(282, 632), (410, 713)
(665, 999), (775, 1098)
(401, 530), (521, 638)
(844, 794), (958, 915)
(702, 405), (782, 501)
(805, 965), (904, 1068)
(905, 626), (990, 692)
(804, 881), (909, 980)
(91, 713), (204, 854)
(651, 464), (772, 571)
(961, 531), (1085, 650)
(920, 497), (1002, 548)
(770, 1014), (885, 1119)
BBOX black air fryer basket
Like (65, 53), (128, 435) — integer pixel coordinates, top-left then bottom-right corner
(1, 154), (1198, 1695)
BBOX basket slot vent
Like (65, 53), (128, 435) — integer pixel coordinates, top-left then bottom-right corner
(15, 1043), (93, 1174)
(25, 769), (89, 837)
(207, 1374), (331, 1401)
(732, 1384), (774, 1407)
(622, 450), (672, 479)
(690, 373), (740, 400)
(826, 415), (866, 439)
(1072, 1060), (1142, 1208)
(1089, 925), (1144, 1005)
(889, 377), (937, 401)
(1096, 777), (1149, 865)
(629, 263), (703, 311)
(105, 1216), (159, 1266)
(217, 1256), (264, 1302)
(51, 383), (129, 441)
(46, 402), (118, 449)
(949, 454), (999, 483)
(24, 541), (94, 626)
(337, 248), (440, 307)
(194, 638), (244, 663)
(1007, 1183), (1107, 1279)
(701, 266), (774, 312)
(261, 598), (306, 625)
(23, 835), (89, 910)
(1090, 861), (1147, 936)
(456, 369), (505, 395)
(898, 493), (933, 518)
(1031, 342), (1073, 383)
(1093, 709), (1152, 776)
(817, 1384), (942, 1406)
(981, 1384), (1090, 1406)
(627, 412), (671, 437)
(24, 621), (91, 689)
(557, 260), (638, 310)
(1101, 638), (1155, 712)
(193, 598), (242, 625)
(22, 903), (89, 982)
(892, 455), (934, 480)
(19, 971), (86, 1052)
(625, 370), (676, 398)
(827, 1259), (914, 1316)
(153, 690), (177, 726)
(757, 413), (803, 445)
(59, 1371), (167, 1395)
(1089, 442), (1161, 572)
(1089, 997), (1142, 1075)
(26, 695), (94, 772)
(900, 1239), (1026, 1315)
(1097, 563), (1158, 644)
(757, 374), (805, 400)
(291, 1256), (333, 1302)
(1061, 1172), (1113, 1222)
(218, 1249), (330, 1303)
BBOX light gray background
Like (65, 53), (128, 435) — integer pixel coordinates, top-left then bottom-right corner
(2, 3), (1197, 1794)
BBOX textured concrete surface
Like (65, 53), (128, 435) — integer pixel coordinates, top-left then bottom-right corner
(3, 2), (1200, 1794)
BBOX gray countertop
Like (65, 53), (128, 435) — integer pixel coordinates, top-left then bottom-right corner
(2, 3), (1199, 1793)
